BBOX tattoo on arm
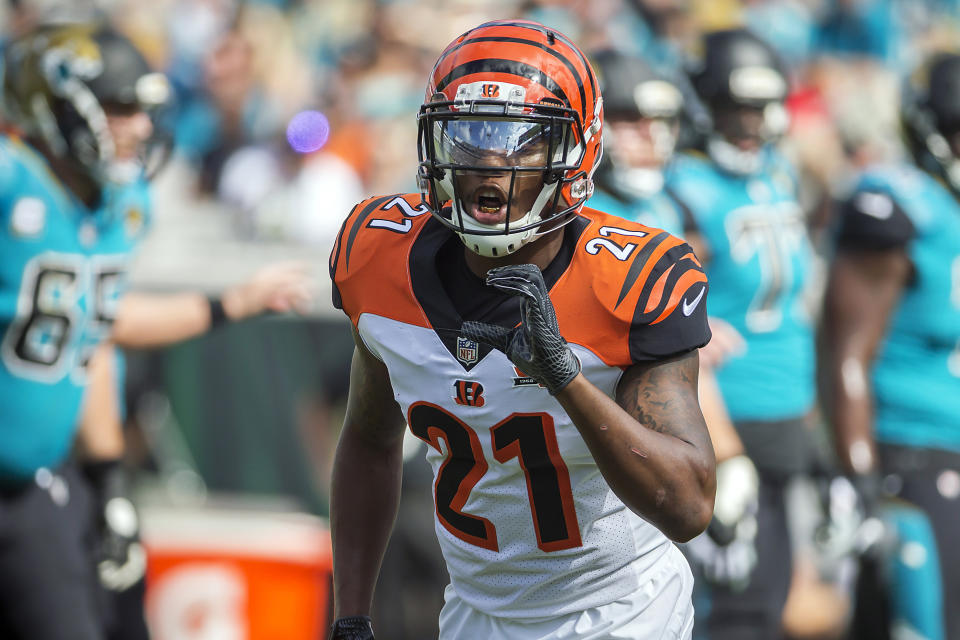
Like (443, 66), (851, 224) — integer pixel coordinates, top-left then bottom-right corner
(615, 351), (707, 448)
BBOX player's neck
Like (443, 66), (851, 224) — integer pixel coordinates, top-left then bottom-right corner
(462, 227), (565, 279)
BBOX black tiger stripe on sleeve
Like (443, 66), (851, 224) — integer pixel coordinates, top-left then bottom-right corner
(343, 194), (399, 271)
(628, 242), (710, 362)
(615, 231), (673, 309)
(330, 194), (411, 310)
(329, 202), (360, 311)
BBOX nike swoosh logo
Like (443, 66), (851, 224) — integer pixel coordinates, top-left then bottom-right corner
(682, 287), (705, 316)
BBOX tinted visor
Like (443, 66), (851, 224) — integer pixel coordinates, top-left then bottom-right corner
(432, 117), (578, 169)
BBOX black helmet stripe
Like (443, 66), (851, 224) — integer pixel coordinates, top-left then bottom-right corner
(478, 20), (596, 107)
(345, 194), (398, 271)
(435, 37), (586, 114)
(435, 58), (569, 109)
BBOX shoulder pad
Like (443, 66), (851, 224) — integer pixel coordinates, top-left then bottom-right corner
(836, 182), (916, 251)
(554, 210), (710, 365)
(329, 193), (432, 326)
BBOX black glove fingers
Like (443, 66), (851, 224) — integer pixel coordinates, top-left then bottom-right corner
(485, 263), (542, 282)
(474, 264), (579, 395)
(485, 275), (541, 303)
(461, 320), (512, 352)
(485, 264), (549, 298)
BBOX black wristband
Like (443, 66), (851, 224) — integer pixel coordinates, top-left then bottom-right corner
(82, 458), (124, 497)
(329, 615), (374, 640)
(81, 459), (133, 531)
(207, 297), (228, 330)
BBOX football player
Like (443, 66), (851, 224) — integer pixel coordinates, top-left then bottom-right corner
(328, 20), (716, 640)
(587, 48), (691, 236)
(0, 22), (311, 639)
(664, 28), (816, 640)
(586, 47), (761, 600)
(822, 52), (960, 640)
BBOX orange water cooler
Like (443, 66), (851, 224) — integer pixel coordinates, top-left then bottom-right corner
(142, 505), (332, 640)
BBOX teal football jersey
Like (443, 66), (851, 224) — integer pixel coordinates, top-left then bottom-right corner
(666, 150), (816, 421)
(837, 164), (960, 452)
(0, 134), (150, 481)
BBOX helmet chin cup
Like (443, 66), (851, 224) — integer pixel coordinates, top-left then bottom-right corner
(448, 179), (560, 258)
(707, 136), (764, 176)
(104, 160), (142, 185)
(455, 213), (539, 258)
(611, 167), (665, 199)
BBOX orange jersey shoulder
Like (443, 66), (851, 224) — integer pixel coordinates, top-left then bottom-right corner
(330, 193), (433, 327)
(553, 207), (710, 366)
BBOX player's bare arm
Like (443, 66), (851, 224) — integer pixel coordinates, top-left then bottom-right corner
(330, 328), (407, 620)
(110, 262), (313, 348)
(558, 351), (715, 542)
(822, 249), (910, 474)
(463, 264), (715, 542)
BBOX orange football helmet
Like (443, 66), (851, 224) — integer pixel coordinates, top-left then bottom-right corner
(417, 20), (604, 257)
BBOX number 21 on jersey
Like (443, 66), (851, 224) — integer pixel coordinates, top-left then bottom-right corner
(408, 402), (582, 553)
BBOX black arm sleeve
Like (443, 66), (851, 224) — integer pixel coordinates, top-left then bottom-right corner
(835, 190), (916, 252)
(628, 242), (712, 362)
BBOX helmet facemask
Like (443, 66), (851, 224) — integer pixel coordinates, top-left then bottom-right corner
(418, 96), (594, 258)
(903, 54), (960, 197)
(3, 25), (172, 188)
(601, 79), (682, 199)
(50, 66), (172, 187)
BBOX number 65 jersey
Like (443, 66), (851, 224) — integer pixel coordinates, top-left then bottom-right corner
(0, 134), (149, 482)
(330, 194), (711, 619)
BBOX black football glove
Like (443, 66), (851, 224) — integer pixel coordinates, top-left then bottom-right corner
(461, 264), (580, 395)
(83, 459), (147, 592)
(329, 615), (375, 640)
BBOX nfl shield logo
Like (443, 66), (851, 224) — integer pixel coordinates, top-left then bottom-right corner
(456, 337), (478, 366)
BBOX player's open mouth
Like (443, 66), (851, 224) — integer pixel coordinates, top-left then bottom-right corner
(468, 186), (509, 225)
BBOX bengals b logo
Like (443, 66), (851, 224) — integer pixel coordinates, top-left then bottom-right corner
(480, 83), (500, 98)
(454, 380), (485, 407)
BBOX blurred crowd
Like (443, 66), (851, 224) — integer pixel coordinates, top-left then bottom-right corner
(1, 0), (957, 263)
(2, 1), (959, 639)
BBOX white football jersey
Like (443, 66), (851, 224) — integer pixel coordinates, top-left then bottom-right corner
(331, 194), (711, 619)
